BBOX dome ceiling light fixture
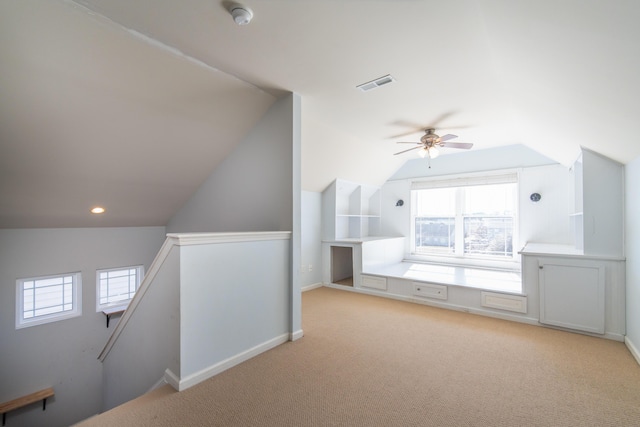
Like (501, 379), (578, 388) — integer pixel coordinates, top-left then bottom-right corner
(229, 4), (253, 25)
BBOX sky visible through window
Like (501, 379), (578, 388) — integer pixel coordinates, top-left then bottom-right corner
(413, 183), (516, 258)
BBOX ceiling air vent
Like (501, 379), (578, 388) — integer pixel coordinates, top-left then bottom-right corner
(356, 74), (396, 92)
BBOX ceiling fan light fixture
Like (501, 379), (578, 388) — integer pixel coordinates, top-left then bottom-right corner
(417, 147), (439, 159)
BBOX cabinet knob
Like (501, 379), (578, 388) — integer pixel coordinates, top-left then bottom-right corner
(539, 266), (543, 269)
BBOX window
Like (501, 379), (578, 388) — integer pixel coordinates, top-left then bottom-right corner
(16, 272), (82, 329)
(411, 173), (518, 266)
(96, 266), (143, 311)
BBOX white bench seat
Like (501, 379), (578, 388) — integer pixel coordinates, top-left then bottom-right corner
(363, 262), (522, 294)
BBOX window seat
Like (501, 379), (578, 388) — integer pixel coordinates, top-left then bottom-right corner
(362, 262), (522, 294)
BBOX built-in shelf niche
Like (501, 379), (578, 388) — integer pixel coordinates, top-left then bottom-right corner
(323, 178), (381, 240)
(568, 153), (584, 250)
(567, 148), (623, 257)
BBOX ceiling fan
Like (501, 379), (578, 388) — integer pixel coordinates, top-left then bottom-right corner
(394, 128), (473, 166)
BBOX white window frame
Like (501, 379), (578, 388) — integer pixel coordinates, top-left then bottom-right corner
(409, 171), (520, 271)
(16, 272), (82, 329)
(96, 265), (144, 311)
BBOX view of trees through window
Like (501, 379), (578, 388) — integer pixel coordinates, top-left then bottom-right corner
(412, 183), (516, 259)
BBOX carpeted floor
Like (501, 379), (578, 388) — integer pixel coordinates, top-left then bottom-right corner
(76, 287), (640, 426)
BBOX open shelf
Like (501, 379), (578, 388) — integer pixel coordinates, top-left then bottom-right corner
(323, 178), (381, 240)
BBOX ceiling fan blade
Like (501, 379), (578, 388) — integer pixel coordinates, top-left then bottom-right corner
(388, 129), (423, 139)
(394, 146), (422, 155)
(426, 111), (457, 129)
(441, 141), (473, 150)
(439, 134), (458, 142)
(396, 141), (421, 144)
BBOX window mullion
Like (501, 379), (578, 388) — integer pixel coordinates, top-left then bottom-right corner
(455, 188), (464, 256)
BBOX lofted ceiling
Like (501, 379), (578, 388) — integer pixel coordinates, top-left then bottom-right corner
(1, 0), (639, 228)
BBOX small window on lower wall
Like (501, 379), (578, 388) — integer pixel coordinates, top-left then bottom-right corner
(16, 272), (82, 329)
(96, 266), (143, 311)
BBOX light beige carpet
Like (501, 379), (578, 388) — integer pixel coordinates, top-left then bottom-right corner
(77, 287), (640, 426)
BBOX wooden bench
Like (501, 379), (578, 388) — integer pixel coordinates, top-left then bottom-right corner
(0, 387), (54, 425)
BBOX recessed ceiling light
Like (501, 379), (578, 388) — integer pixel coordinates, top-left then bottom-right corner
(90, 206), (106, 214)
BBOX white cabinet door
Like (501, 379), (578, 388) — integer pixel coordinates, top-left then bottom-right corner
(539, 259), (605, 334)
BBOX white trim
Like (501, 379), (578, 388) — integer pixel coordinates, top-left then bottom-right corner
(301, 283), (323, 292)
(518, 242), (626, 262)
(166, 231), (291, 246)
(176, 333), (290, 391)
(163, 369), (180, 391)
(98, 237), (177, 361)
(409, 174), (519, 265)
(290, 329), (304, 341)
(481, 291), (527, 314)
(95, 265), (144, 312)
(411, 170), (518, 190)
(323, 283), (624, 342)
(16, 271), (82, 329)
(146, 376), (169, 393)
(625, 336), (640, 366)
(325, 283), (539, 325)
(99, 232), (294, 362)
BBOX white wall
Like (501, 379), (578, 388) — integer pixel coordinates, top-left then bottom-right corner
(626, 155), (640, 361)
(518, 164), (572, 245)
(0, 227), (165, 427)
(582, 148), (625, 257)
(301, 191), (322, 288)
(381, 163), (571, 258)
(387, 144), (557, 181)
(167, 93), (302, 338)
(180, 238), (290, 379)
(102, 245), (180, 411)
(166, 95), (295, 234)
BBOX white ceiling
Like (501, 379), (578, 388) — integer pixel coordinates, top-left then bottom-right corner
(1, 0), (639, 228)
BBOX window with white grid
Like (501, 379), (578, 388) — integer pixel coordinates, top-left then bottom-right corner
(410, 172), (519, 267)
(96, 266), (143, 311)
(16, 272), (82, 329)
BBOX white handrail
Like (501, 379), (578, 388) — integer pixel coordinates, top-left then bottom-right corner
(98, 235), (177, 361)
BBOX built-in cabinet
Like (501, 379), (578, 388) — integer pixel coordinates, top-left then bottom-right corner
(538, 257), (605, 334)
(519, 148), (625, 340)
(520, 244), (625, 340)
(322, 179), (381, 240)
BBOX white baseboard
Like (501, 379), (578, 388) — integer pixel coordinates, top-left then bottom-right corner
(324, 283), (626, 341)
(164, 369), (180, 391)
(626, 336), (640, 366)
(352, 286), (540, 327)
(174, 333), (290, 391)
(147, 376), (169, 393)
(301, 282), (323, 292)
(290, 329), (304, 341)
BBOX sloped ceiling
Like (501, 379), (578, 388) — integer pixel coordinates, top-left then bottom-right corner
(1, 0), (639, 228)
